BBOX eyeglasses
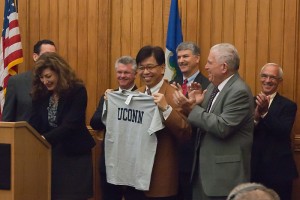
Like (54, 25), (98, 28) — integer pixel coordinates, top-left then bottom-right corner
(260, 73), (281, 81)
(137, 64), (160, 71)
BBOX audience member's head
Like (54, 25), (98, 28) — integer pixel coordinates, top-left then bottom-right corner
(259, 63), (283, 96)
(176, 41), (201, 78)
(114, 56), (137, 90)
(33, 39), (56, 61)
(227, 182), (280, 200)
(136, 45), (165, 88)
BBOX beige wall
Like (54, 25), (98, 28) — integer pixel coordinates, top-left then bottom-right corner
(1, 0), (300, 199)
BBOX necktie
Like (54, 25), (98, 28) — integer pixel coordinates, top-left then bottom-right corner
(206, 86), (219, 112)
(182, 79), (188, 95)
(146, 88), (152, 95)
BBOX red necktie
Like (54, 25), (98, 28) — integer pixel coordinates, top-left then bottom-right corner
(182, 79), (188, 95)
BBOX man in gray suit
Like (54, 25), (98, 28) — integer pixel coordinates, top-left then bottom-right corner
(174, 43), (254, 200)
(2, 39), (56, 121)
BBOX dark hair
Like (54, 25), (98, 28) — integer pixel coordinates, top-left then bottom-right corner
(136, 45), (165, 66)
(31, 52), (83, 100)
(33, 39), (56, 54)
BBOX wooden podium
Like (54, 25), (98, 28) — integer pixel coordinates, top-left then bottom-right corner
(0, 122), (51, 200)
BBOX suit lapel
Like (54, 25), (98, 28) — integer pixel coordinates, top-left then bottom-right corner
(266, 93), (282, 116)
(209, 73), (239, 113)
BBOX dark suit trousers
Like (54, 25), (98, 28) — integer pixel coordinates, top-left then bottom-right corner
(100, 172), (145, 200)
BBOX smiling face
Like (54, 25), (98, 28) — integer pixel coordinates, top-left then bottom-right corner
(177, 49), (200, 78)
(204, 51), (227, 86)
(138, 56), (165, 88)
(116, 63), (136, 90)
(39, 68), (59, 91)
(260, 64), (282, 95)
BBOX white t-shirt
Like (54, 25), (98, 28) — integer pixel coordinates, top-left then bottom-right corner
(102, 90), (164, 190)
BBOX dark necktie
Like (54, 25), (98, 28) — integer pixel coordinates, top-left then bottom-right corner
(146, 88), (152, 95)
(182, 79), (188, 95)
(206, 86), (219, 112)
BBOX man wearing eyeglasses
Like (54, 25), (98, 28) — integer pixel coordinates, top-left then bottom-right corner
(136, 45), (192, 200)
(251, 63), (298, 200)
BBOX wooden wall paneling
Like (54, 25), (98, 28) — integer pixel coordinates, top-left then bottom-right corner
(39, 0), (50, 39)
(152, 0), (164, 46)
(95, 0), (110, 98)
(282, 0), (298, 100)
(67, 0), (78, 73)
(86, 0), (101, 122)
(295, 0), (300, 135)
(234, 0), (247, 80)
(49, 0), (59, 47)
(141, 0), (153, 46)
(132, 0), (143, 86)
(185, 0), (198, 42)
(269, 0), (284, 64)
(244, 0), (258, 93)
(17, 0), (28, 72)
(29, 0), (40, 68)
(222, 0), (234, 44)
(196, 0), (201, 45)
(110, 0), (122, 90)
(58, 0), (69, 59)
(255, 0), (270, 94)
(199, 0), (212, 74)
(77, 0), (88, 84)
(211, 0), (223, 44)
(121, 0), (132, 55)
(132, 0), (142, 56)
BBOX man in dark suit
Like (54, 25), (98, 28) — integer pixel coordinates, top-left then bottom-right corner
(251, 63), (298, 200)
(2, 39), (56, 122)
(135, 45), (191, 200)
(171, 41), (209, 200)
(90, 56), (144, 200)
(174, 43), (254, 200)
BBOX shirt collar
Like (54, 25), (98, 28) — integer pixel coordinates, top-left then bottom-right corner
(216, 74), (234, 91)
(146, 78), (164, 94)
(183, 70), (200, 85)
(119, 84), (135, 92)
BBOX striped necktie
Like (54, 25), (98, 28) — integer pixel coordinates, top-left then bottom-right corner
(206, 86), (219, 112)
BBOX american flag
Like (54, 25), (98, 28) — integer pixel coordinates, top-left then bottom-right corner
(0, 0), (23, 119)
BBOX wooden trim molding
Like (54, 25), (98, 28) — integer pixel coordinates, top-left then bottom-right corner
(294, 135), (300, 152)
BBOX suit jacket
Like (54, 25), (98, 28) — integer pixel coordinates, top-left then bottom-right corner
(2, 71), (33, 122)
(171, 71), (210, 91)
(90, 85), (138, 173)
(171, 72), (210, 174)
(251, 93), (298, 182)
(29, 84), (95, 154)
(138, 80), (192, 197)
(188, 73), (254, 197)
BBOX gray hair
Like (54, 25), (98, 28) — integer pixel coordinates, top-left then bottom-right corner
(176, 41), (201, 55)
(227, 182), (280, 200)
(115, 56), (137, 71)
(210, 43), (240, 71)
(261, 63), (283, 79)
